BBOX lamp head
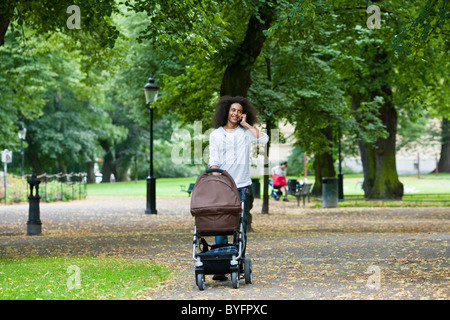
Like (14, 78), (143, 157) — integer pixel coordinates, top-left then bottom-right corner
(144, 76), (159, 104)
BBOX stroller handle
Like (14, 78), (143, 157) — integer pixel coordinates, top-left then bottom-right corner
(205, 168), (224, 174)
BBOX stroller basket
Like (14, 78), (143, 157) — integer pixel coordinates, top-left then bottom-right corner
(196, 245), (240, 275)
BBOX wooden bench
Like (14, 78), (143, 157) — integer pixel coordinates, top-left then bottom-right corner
(180, 183), (195, 197)
(288, 181), (313, 207)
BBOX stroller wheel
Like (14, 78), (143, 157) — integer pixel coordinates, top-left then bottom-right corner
(244, 258), (253, 284)
(196, 273), (205, 291)
(231, 271), (239, 289)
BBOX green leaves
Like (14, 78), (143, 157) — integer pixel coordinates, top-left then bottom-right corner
(391, 0), (449, 58)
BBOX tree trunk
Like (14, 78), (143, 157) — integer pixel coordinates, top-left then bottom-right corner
(25, 129), (45, 175)
(438, 117), (450, 172)
(351, 91), (404, 200)
(0, 3), (14, 46)
(219, 3), (275, 224)
(99, 140), (116, 183)
(311, 128), (335, 196)
(114, 148), (131, 182)
(261, 118), (272, 214)
(86, 157), (96, 184)
(261, 57), (273, 214)
(219, 2), (275, 96)
(349, 43), (404, 200)
(369, 99), (402, 199)
(116, 161), (131, 181)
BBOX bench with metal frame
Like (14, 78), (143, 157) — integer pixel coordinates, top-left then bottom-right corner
(181, 183), (195, 197)
(287, 180), (313, 207)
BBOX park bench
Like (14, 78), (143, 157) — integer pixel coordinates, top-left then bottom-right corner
(180, 183), (195, 197)
(287, 180), (313, 207)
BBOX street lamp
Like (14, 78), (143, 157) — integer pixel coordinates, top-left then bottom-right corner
(338, 131), (344, 200)
(18, 125), (27, 178)
(144, 75), (159, 214)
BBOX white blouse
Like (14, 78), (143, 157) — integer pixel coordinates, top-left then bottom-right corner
(209, 126), (269, 188)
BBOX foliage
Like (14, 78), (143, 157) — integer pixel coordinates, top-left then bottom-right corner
(0, 33), (54, 149)
(0, 0), (449, 185)
(286, 145), (314, 178)
(1, 0), (120, 49)
(0, 174), (27, 204)
(391, 0), (449, 57)
(0, 174), (87, 204)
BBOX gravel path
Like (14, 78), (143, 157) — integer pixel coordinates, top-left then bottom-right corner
(0, 196), (449, 300)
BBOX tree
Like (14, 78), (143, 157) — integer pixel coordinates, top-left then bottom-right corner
(248, 56), (286, 213)
(259, 1), (354, 196)
(126, 0), (284, 216)
(438, 118), (450, 172)
(0, 0), (124, 178)
(315, 1), (427, 199)
(0, 0), (119, 48)
(219, 1), (276, 216)
(391, 0), (450, 172)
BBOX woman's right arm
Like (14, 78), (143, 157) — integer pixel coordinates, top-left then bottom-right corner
(209, 132), (221, 175)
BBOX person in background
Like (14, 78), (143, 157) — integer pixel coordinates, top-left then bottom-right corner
(272, 161), (289, 201)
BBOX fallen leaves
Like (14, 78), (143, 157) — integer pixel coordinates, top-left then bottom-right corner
(0, 196), (448, 300)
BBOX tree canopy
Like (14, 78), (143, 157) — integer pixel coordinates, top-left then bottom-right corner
(0, 0), (448, 200)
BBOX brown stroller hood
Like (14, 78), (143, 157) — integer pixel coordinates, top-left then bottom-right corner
(190, 169), (242, 234)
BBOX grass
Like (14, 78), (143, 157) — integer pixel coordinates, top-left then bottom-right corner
(86, 173), (450, 198)
(87, 177), (196, 197)
(341, 173), (450, 195)
(2, 174), (448, 300)
(0, 256), (171, 300)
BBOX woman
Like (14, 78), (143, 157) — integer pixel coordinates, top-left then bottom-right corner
(209, 96), (269, 279)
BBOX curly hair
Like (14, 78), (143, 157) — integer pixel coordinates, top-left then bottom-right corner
(212, 96), (258, 128)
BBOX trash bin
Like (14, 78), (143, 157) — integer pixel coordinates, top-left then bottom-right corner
(322, 177), (338, 208)
(288, 179), (298, 193)
(251, 178), (261, 199)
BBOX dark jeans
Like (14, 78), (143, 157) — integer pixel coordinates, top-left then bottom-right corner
(215, 186), (250, 256)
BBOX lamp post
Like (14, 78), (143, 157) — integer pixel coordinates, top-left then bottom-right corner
(18, 125), (27, 178)
(144, 75), (159, 214)
(338, 133), (344, 200)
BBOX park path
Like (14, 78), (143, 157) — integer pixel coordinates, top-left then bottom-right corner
(0, 196), (449, 300)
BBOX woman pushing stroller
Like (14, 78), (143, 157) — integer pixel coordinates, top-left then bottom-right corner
(208, 96), (269, 280)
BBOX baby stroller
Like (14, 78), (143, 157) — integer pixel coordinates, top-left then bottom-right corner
(269, 180), (282, 200)
(190, 168), (253, 290)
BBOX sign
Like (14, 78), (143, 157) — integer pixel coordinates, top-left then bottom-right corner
(1, 149), (12, 164)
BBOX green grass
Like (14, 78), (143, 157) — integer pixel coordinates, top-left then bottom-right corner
(86, 173), (450, 198)
(0, 256), (171, 300)
(341, 173), (450, 195)
(87, 177), (197, 197)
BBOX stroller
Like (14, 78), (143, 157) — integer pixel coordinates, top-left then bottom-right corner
(269, 180), (282, 200)
(190, 168), (253, 290)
